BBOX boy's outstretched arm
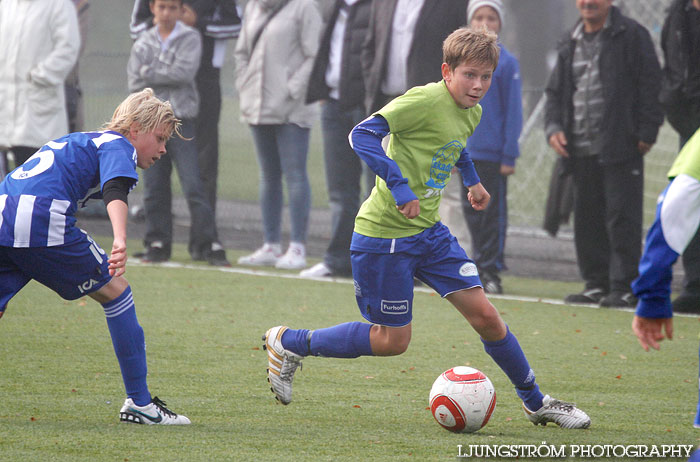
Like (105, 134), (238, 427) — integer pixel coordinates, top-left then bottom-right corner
(349, 115), (419, 213)
(102, 176), (134, 277)
(455, 148), (490, 210)
(106, 199), (128, 277)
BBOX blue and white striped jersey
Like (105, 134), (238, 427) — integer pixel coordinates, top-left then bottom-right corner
(0, 131), (139, 247)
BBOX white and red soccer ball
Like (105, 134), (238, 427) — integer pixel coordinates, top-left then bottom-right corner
(429, 366), (496, 433)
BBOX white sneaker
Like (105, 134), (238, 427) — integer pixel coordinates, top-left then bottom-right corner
(263, 326), (303, 405)
(237, 243), (282, 266)
(275, 244), (306, 270)
(299, 262), (332, 278)
(523, 394), (591, 429)
(119, 397), (191, 425)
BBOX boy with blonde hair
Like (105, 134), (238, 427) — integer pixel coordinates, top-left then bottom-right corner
(263, 28), (591, 429)
(0, 88), (190, 425)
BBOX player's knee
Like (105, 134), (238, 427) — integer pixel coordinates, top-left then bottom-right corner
(371, 325), (411, 356)
(470, 305), (505, 338)
(90, 277), (130, 304)
(379, 339), (409, 356)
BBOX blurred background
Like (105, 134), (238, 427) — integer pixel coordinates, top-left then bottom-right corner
(78, 0), (680, 280)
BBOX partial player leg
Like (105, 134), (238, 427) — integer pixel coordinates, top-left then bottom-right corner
(91, 279), (190, 425)
(263, 322), (388, 405)
(263, 248), (416, 404)
(0, 247), (32, 319)
(446, 288), (590, 428)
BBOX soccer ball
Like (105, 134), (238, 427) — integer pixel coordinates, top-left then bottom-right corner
(429, 366), (496, 433)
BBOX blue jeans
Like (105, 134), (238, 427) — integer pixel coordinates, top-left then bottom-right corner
(249, 124), (311, 244)
(143, 119), (216, 256)
(320, 101), (366, 274)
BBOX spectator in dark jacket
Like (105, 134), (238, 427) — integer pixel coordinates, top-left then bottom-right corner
(658, 0), (700, 314)
(361, 0), (468, 115)
(300, 0), (372, 279)
(544, 0), (663, 308)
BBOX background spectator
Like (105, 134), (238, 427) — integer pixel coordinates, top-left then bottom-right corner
(460, 0), (522, 295)
(0, 0), (80, 174)
(234, 0), (322, 270)
(130, 0), (242, 236)
(66, 0), (91, 133)
(658, 0), (700, 314)
(361, 0), (469, 115)
(300, 0), (372, 279)
(544, 0), (663, 308)
(128, 0), (230, 266)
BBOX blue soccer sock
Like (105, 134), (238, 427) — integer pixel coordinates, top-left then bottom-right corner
(102, 286), (150, 406)
(482, 326), (543, 411)
(282, 322), (373, 358)
(281, 327), (312, 356)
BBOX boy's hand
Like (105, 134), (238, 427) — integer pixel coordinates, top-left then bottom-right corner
(467, 183), (490, 211)
(632, 315), (673, 351)
(397, 199), (420, 219)
(108, 239), (128, 277)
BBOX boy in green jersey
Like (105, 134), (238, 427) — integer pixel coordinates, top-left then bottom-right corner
(263, 27), (591, 429)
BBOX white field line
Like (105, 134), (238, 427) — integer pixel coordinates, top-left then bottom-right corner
(130, 260), (699, 318)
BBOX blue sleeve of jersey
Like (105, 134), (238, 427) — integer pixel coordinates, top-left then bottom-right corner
(97, 136), (139, 192)
(455, 148), (481, 187)
(349, 115), (417, 206)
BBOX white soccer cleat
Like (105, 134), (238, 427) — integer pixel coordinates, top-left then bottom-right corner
(119, 397), (191, 425)
(523, 394), (590, 429)
(263, 326), (303, 405)
(237, 243), (282, 266)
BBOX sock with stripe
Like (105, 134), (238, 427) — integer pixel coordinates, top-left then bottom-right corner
(482, 326), (543, 411)
(102, 286), (150, 406)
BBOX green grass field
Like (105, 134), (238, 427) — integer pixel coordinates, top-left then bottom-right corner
(1, 241), (698, 461)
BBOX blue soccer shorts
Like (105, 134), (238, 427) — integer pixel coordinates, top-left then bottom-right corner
(350, 222), (482, 327)
(0, 229), (111, 312)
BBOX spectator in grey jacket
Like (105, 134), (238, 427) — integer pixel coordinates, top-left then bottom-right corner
(127, 0), (230, 266)
(234, 0), (322, 270)
(129, 0), (241, 233)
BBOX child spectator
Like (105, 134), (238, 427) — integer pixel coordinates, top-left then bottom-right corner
(460, 0), (522, 294)
(127, 0), (230, 266)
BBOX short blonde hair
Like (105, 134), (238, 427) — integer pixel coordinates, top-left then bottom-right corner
(443, 26), (500, 72)
(103, 88), (182, 140)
